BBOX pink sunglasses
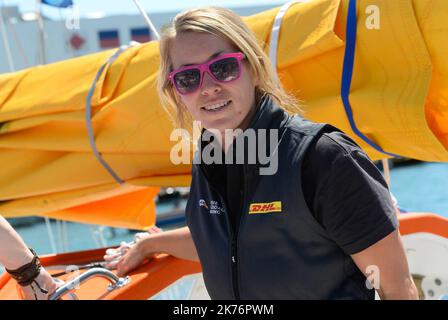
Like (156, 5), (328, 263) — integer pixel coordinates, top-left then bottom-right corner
(168, 52), (245, 95)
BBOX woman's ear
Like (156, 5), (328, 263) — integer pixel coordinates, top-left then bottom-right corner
(250, 69), (260, 88)
(253, 65), (262, 87)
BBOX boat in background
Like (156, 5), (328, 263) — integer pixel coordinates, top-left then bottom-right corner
(399, 213), (448, 299)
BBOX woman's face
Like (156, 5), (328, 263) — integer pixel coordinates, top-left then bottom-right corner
(169, 32), (258, 135)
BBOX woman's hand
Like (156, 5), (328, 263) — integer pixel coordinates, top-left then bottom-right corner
(104, 226), (163, 275)
(115, 240), (154, 277)
(107, 226), (198, 277)
(20, 267), (61, 300)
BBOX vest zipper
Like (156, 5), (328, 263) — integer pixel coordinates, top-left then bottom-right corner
(200, 175), (241, 300)
(231, 165), (247, 300)
(198, 163), (247, 300)
(231, 238), (239, 299)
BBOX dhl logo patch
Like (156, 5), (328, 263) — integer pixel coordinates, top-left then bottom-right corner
(249, 201), (282, 214)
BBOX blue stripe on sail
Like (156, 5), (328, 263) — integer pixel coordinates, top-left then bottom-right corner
(341, 0), (400, 158)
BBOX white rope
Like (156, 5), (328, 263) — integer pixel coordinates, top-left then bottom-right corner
(62, 220), (69, 252)
(35, 0), (47, 64)
(89, 225), (103, 248)
(269, 0), (311, 81)
(132, 0), (160, 40)
(44, 217), (58, 254)
(56, 219), (64, 252)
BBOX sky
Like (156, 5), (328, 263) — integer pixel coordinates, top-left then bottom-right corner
(2, 0), (287, 19)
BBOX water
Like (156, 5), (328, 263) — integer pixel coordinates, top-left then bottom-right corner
(389, 162), (448, 217)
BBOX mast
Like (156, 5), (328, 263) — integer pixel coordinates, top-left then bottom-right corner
(35, 0), (47, 64)
(132, 0), (160, 40)
(0, 2), (15, 71)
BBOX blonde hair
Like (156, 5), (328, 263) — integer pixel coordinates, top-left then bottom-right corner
(157, 6), (301, 130)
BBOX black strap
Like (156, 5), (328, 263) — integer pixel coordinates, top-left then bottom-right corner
(5, 248), (52, 299)
(5, 248), (42, 287)
(49, 262), (107, 278)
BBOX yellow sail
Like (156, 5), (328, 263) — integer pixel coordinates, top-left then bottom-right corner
(0, 0), (447, 228)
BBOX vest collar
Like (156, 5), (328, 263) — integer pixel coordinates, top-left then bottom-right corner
(196, 94), (291, 189)
(244, 93), (288, 131)
(198, 93), (289, 147)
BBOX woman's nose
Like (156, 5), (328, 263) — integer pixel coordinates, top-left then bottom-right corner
(200, 71), (222, 95)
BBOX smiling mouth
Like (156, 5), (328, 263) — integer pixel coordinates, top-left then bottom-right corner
(201, 100), (232, 112)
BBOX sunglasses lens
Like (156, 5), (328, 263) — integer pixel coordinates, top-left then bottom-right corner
(173, 68), (201, 94)
(210, 57), (240, 82)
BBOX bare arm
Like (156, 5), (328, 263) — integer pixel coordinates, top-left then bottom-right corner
(351, 229), (419, 300)
(0, 216), (58, 299)
(138, 226), (198, 261)
(116, 226), (198, 276)
(0, 216), (35, 269)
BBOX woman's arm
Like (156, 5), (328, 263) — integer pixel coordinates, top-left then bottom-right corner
(0, 216), (35, 270)
(115, 226), (198, 276)
(302, 132), (418, 299)
(0, 216), (58, 299)
(351, 229), (419, 300)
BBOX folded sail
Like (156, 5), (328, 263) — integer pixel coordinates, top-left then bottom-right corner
(0, 0), (446, 228)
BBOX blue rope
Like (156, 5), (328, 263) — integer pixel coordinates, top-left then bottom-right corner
(341, 0), (400, 158)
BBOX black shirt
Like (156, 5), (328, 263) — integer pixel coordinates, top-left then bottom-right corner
(213, 129), (397, 255)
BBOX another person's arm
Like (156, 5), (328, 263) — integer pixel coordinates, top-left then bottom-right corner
(115, 226), (198, 277)
(0, 216), (58, 300)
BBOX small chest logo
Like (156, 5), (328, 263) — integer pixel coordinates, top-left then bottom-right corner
(199, 199), (209, 210)
(199, 199), (225, 215)
(249, 201), (282, 214)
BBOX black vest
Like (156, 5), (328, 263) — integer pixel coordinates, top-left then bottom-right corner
(185, 97), (373, 300)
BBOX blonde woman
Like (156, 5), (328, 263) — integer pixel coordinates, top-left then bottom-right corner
(116, 7), (418, 300)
